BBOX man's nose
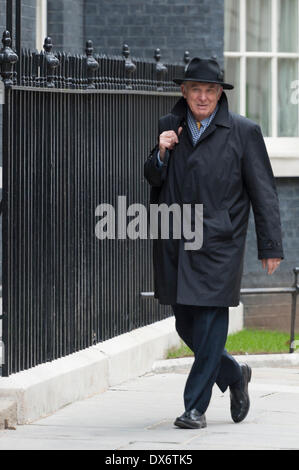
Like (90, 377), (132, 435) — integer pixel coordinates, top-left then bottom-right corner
(198, 92), (208, 101)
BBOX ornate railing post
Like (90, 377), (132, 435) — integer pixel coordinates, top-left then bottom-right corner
(154, 48), (167, 91)
(123, 44), (136, 90)
(85, 40), (99, 89)
(0, 30), (18, 88)
(43, 37), (59, 88)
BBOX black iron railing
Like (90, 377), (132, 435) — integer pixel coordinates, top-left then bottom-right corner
(0, 28), (192, 376)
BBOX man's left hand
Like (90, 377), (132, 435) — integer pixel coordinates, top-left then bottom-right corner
(261, 258), (282, 275)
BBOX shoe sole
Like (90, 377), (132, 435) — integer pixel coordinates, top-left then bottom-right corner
(232, 363), (252, 423)
(174, 418), (207, 429)
(246, 364), (252, 384)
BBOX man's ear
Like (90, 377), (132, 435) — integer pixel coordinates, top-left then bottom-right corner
(181, 83), (186, 98)
(218, 86), (223, 99)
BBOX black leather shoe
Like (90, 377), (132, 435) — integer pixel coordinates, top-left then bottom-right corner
(174, 409), (207, 429)
(230, 363), (252, 423)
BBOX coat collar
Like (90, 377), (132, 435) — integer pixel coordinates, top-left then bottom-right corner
(171, 91), (231, 129)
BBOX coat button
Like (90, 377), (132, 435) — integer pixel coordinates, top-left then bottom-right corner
(267, 240), (274, 248)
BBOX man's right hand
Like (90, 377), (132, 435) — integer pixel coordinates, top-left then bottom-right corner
(159, 127), (183, 161)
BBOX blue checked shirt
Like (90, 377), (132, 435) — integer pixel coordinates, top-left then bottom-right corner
(157, 103), (219, 166)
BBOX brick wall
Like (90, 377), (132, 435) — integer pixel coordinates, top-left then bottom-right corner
(47, 0), (85, 54)
(84, 0), (224, 64)
(0, 0), (36, 49)
(0, 0), (5, 38)
(47, 0), (224, 62)
(242, 178), (299, 333)
(21, 0), (36, 48)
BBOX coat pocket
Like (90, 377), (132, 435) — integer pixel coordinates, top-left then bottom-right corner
(205, 209), (234, 242)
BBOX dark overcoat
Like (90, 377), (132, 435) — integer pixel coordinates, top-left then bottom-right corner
(144, 92), (284, 307)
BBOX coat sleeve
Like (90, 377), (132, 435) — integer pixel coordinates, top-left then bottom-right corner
(143, 145), (170, 187)
(242, 124), (284, 260)
(144, 116), (172, 187)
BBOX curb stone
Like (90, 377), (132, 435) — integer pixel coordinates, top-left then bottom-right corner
(0, 400), (17, 430)
(152, 353), (299, 374)
(0, 317), (181, 425)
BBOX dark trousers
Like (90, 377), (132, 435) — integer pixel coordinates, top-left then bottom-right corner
(172, 303), (242, 414)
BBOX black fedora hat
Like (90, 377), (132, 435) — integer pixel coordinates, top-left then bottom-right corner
(173, 57), (234, 90)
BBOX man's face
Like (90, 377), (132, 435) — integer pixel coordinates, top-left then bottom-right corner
(181, 81), (223, 121)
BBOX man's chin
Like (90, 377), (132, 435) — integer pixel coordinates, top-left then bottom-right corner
(191, 107), (210, 121)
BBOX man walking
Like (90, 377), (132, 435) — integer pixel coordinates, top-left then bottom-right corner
(144, 57), (284, 429)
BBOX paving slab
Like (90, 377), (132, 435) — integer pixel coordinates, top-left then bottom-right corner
(0, 400), (17, 430)
(0, 367), (298, 450)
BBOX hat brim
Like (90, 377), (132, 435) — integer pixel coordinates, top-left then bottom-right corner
(173, 77), (234, 90)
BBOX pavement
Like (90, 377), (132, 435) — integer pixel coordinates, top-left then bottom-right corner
(0, 360), (299, 450)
